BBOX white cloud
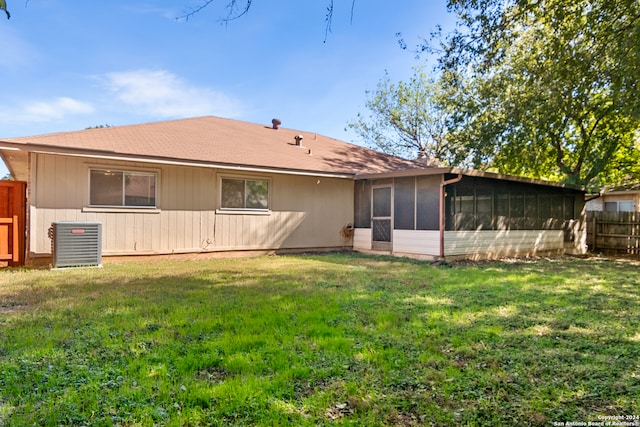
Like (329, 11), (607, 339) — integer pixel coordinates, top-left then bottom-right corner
(0, 97), (95, 126)
(100, 69), (244, 118)
(23, 97), (95, 120)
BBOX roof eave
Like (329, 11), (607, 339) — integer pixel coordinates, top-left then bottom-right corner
(355, 166), (586, 191)
(0, 141), (356, 179)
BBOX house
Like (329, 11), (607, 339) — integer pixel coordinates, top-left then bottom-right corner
(584, 183), (640, 255)
(585, 183), (640, 212)
(0, 116), (586, 266)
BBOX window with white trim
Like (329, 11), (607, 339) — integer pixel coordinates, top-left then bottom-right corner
(221, 178), (269, 210)
(90, 169), (157, 208)
(605, 200), (634, 212)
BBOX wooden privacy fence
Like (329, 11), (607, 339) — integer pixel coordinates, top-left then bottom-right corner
(587, 211), (640, 255)
(0, 215), (19, 262)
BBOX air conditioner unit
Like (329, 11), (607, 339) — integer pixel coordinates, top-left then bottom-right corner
(50, 222), (102, 268)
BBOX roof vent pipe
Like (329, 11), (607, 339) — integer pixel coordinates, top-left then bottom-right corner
(295, 135), (304, 146)
(272, 118), (281, 129)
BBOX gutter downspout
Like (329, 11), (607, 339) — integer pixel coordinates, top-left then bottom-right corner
(440, 173), (463, 258)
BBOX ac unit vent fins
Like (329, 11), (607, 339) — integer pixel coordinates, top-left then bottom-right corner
(51, 222), (102, 268)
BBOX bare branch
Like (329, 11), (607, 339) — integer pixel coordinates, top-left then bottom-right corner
(350, 0), (356, 24)
(324, 0), (334, 42)
(179, 0), (357, 41)
(177, 0), (216, 22)
(222, 0), (253, 23)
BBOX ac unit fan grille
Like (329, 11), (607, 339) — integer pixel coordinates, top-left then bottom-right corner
(52, 222), (102, 268)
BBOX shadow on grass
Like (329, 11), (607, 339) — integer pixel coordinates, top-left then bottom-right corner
(0, 254), (639, 425)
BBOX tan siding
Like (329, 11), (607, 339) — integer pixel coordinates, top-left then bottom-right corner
(444, 230), (564, 257)
(393, 230), (440, 256)
(30, 154), (353, 257)
(214, 212), (306, 250)
(271, 174), (353, 248)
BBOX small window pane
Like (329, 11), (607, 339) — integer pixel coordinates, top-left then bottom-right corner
(221, 179), (245, 208)
(618, 201), (633, 212)
(373, 187), (391, 217)
(604, 201), (617, 212)
(125, 173), (156, 207)
(246, 180), (268, 209)
(90, 170), (123, 206)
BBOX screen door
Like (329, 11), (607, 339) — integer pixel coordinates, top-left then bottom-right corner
(372, 186), (392, 251)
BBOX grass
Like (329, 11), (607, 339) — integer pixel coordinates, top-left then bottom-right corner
(0, 253), (639, 426)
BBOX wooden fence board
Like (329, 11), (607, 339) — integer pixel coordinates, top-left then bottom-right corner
(587, 211), (640, 255)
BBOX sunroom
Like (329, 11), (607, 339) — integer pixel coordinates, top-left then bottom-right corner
(353, 169), (586, 260)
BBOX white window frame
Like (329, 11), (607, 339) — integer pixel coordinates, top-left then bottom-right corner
(218, 175), (271, 212)
(605, 200), (634, 212)
(88, 168), (158, 209)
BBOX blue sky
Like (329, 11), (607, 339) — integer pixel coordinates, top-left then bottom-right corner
(0, 1), (456, 176)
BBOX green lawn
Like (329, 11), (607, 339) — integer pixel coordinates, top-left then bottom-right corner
(0, 254), (639, 426)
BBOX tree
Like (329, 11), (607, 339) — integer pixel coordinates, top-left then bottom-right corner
(0, 0), (10, 19)
(180, 0), (355, 40)
(434, 0), (640, 188)
(347, 67), (457, 164)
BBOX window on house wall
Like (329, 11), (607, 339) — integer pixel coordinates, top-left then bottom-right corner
(221, 178), (269, 210)
(619, 201), (634, 212)
(605, 200), (634, 212)
(90, 169), (156, 207)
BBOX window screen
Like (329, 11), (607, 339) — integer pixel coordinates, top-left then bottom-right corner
(354, 180), (372, 228)
(394, 177), (415, 230)
(619, 201), (634, 212)
(444, 177), (578, 232)
(221, 178), (269, 210)
(90, 169), (156, 207)
(417, 175), (440, 230)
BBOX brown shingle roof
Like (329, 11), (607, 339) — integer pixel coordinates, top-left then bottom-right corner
(1, 116), (422, 176)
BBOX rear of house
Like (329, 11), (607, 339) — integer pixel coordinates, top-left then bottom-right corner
(27, 154), (355, 258)
(0, 116), (418, 265)
(0, 116), (587, 265)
